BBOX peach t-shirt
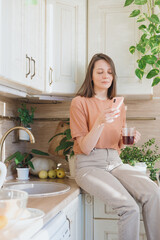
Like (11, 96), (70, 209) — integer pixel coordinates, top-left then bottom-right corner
(70, 96), (126, 155)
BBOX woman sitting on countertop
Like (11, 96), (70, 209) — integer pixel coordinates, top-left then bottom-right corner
(70, 53), (160, 240)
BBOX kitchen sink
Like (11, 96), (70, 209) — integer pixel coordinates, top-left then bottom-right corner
(3, 181), (70, 197)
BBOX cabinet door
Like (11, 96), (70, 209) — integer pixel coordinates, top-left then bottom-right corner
(23, 0), (45, 92)
(94, 219), (147, 240)
(88, 0), (153, 97)
(0, 0), (23, 85)
(45, 0), (86, 95)
(63, 195), (83, 240)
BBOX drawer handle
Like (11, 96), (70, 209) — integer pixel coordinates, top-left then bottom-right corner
(31, 57), (35, 79)
(26, 54), (30, 78)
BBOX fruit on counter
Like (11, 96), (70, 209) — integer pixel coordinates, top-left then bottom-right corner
(0, 216), (8, 229)
(56, 168), (66, 179)
(48, 169), (57, 179)
(38, 170), (48, 179)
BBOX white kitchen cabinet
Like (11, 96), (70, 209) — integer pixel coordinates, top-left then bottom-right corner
(31, 194), (83, 240)
(88, 0), (153, 97)
(0, 0), (23, 85)
(84, 193), (147, 240)
(0, 0), (45, 93)
(22, 0), (45, 92)
(45, 0), (87, 95)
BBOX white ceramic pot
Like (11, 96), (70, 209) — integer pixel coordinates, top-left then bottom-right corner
(16, 168), (30, 180)
(19, 127), (31, 141)
(67, 155), (76, 179)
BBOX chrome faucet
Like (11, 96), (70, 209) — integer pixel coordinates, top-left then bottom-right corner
(0, 126), (35, 163)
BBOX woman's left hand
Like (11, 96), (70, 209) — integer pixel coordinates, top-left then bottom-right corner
(134, 130), (141, 143)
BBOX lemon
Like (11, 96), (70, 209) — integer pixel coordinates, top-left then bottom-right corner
(56, 168), (66, 179)
(38, 170), (48, 179)
(0, 216), (8, 229)
(48, 169), (57, 179)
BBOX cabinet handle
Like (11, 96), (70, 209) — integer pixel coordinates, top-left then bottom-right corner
(49, 67), (53, 85)
(31, 57), (35, 79)
(26, 54), (30, 78)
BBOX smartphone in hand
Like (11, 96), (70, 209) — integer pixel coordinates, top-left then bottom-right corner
(112, 97), (124, 110)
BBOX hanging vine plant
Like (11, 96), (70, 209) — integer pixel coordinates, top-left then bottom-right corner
(124, 0), (160, 86)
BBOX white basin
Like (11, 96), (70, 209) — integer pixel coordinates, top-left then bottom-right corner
(4, 181), (70, 197)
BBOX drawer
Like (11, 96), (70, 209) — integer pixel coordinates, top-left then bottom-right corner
(94, 197), (143, 220)
(94, 219), (147, 240)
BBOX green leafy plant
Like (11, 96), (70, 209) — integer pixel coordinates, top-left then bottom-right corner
(18, 103), (36, 128)
(4, 149), (49, 169)
(124, 0), (160, 86)
(120, 138), (160, 181)
(48, 128), (74, 161)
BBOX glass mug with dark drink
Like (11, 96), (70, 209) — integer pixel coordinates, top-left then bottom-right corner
(122, 127), (135, 145)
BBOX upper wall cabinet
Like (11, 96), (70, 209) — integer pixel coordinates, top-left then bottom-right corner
(45, 0), (87, 95)
(0, 0), (45, 93)
(88, 0), (153, 97)
(23, 0), (45, 92)
(0, 0), (23, 86)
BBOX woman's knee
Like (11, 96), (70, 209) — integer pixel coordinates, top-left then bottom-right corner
(117, 200), (140, 219)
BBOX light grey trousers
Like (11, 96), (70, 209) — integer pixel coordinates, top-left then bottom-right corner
(75, 148), (160, 240)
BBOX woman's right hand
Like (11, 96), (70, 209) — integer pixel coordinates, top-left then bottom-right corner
(95, 108), (120, 127)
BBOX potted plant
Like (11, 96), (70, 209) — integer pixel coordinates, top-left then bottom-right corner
(48, 126), (75, 178)
(18, 103), (36, 141)
(120, 138), (160, 181)
(124, 0), (160, 86)
(5, 149), (49, 180)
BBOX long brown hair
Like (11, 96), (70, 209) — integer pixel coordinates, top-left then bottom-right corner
(76, 53), (116, 99)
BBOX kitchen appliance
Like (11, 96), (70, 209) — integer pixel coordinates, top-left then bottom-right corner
(31, 211), (70, 240)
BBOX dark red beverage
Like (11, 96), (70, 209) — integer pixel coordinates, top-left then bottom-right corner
(122, 136), (134, 145)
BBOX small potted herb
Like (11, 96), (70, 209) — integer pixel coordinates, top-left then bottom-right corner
(120, 138), (160, 181)
(18, 103), (36, 141)
(5, 149), (49, 180)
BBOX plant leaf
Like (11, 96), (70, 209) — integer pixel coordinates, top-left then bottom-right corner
(135, 68), (144, 79)
(136, 44), (146, 54)
(155, 0), (160, 5)
(28, 161), (35, 170)
(137, 14), (145, 22)
(59, 137), (68, 145)
(149, 14), (160, 24)
(135, 0), (147, 5)
(146, 69), (159, 79)
(152, 77), (160, 86)
(55, 141), (73, 152)
(31, 149), (49, 156)
(130, 9), (140, 17)
(139, 24), (147, 30)
(143, 55), (157, 64)
(124, 0), (134, 7)
(4, 151), (20, 162)
(48, 132), (64, 143)
(138, 58), (146, 69)
(129, 46), (136, 54)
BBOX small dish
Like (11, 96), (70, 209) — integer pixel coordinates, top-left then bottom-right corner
(19, 208), (45, 222)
